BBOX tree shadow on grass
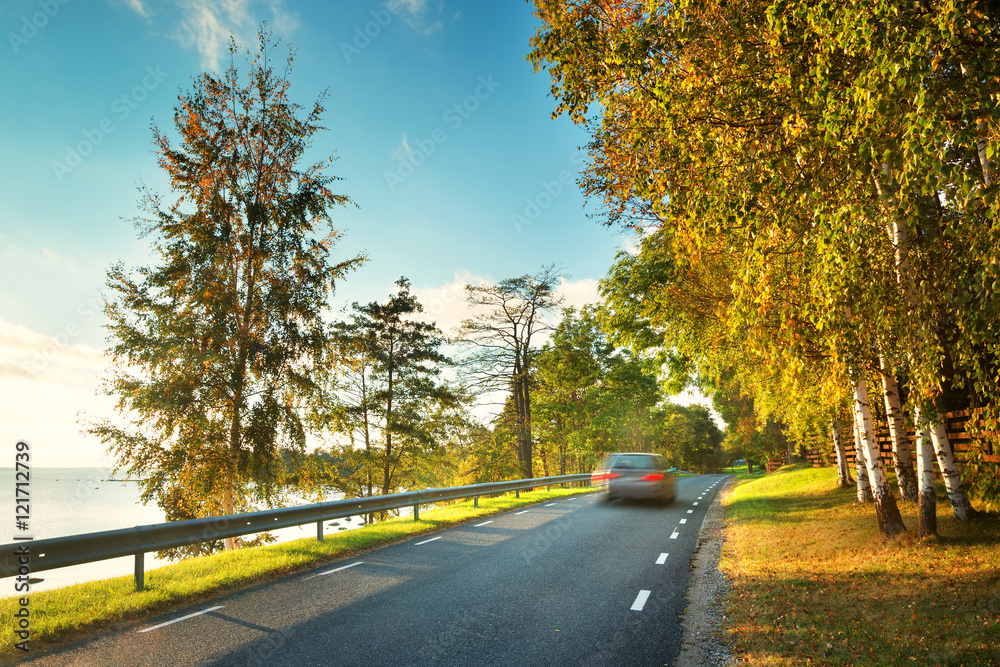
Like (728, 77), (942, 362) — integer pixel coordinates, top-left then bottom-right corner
(725, 484), (857, 526)
(727, 567), (1000, 665)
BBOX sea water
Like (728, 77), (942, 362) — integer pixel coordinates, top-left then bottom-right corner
(0, 468), (363, 596)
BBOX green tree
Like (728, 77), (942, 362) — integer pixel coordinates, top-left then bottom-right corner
(658, 404), (725, 473)
(457, 266), (564, 478)
(88, 29), (364, 551)
(533, 306), (607, 475)
(328, 278), (456, 501)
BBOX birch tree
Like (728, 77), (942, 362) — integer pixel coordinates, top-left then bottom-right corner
(914, 407), (938, 539)
(530, 0), (1000, 519)
(831, 419), (854, 489)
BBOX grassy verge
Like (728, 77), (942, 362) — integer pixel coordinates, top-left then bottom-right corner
(720, 464), (1000, 665)
(0, 485), (593, 660)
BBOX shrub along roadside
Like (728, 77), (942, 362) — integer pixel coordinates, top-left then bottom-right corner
(720, 464), (1000, 665)
(0, 486), (594, 661)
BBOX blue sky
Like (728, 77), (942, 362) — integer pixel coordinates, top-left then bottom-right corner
(0, 0), (640, 467)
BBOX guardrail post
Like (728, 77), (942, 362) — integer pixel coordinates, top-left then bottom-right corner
(515, 489), (520, 498)
(134, 553), (144, 592)
(413, 504), (419, 521)
(474, 496), (478, 508)
(317, 521), (324, 542)
(547, 484), (551, 491)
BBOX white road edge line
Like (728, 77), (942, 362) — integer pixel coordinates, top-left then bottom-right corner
(137, 606), (225, 633)
(670, 530), (680, 539)
(655, 553), (668, 565)
(475, 520), (494, 527)
(631, 590), (651, 611)
(304, 561), (364, 581)
(415, 536), (443, 545)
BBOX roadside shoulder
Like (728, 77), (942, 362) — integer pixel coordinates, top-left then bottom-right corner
(676, 477), (735, 667)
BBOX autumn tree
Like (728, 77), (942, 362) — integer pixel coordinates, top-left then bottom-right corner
(88, 28), (364, 551)
(526, 0), (1000, 534)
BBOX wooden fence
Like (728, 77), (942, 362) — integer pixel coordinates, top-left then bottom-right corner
(791, 410), (999, 473)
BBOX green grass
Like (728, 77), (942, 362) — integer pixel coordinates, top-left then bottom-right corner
(0, 486), (594, 661)
(720, 464), (1000, 665)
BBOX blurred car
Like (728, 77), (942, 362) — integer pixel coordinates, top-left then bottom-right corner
(591, 452), (675, 505)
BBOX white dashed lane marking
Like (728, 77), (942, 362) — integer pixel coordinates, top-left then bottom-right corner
(304, 561), (363, 581)
(515, 510), (530, 515)
(687, 510), (693, 514)
(415, 536), (442, 546)
(679, 519), (687, 524)
(670, 530), (679, 540)
(631, 590), (651, 611)
(137, 606), (224, 633)
(474, 520), (493, 527)
(656, 553), (668, 565)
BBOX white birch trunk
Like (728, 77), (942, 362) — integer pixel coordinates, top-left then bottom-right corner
(978, 128), (992, 187)
(914, 406), (937, 538)
(853, 377), (906, 535)
(874, 174), (975, 522)
(853, 413), (873, 503)
(928, 411), (975, 521)
(832, 419), (853, 488)
(879, 357), (917, 502)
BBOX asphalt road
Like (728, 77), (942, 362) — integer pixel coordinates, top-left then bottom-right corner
(24, 475), (730, 666)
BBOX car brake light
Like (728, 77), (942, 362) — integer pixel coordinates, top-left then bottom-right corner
(591, 473), (620, 482)
(640, 473), (664, 481)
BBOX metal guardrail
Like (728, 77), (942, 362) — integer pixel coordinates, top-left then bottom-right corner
(1, 474), (590, 590)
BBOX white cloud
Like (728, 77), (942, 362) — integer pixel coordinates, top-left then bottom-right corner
(0, 320), (106, 383)
(126, 0), (150, 18)
(125, 0), (300, 71)
(393, 0), (443, 36)
(396, 0), (427, 12)
(0, 320), (117, 468)
(0, 239), (107, 348)
(411, 270), (484, 338)
(554, 276), (601, 312)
